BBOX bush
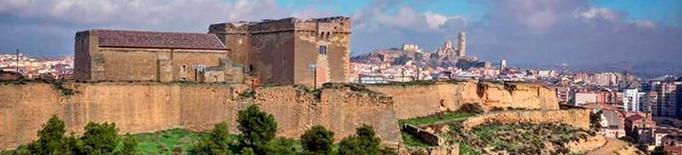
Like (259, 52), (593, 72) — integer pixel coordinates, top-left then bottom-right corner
(188, 122), (234, 155)
(301, 125), (334, 154)
(78, 122), (120, 154)
(27, 115), (74, 154)
(20, 116), (138, 155)
(459, 103), (484, 114)
(338, 125), (382, 155)
(590, 110), (603, 131)
(264, 137), (299, 155)
(237, 105), (278, 154)
(120, 136), (139, 155)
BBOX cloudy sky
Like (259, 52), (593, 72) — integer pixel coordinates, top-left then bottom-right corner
(1, 0), (681, 67)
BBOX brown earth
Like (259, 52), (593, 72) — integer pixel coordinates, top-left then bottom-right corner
(461, 109), (591, 131)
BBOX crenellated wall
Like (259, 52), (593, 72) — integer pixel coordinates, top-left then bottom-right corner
(367, 81), (560, 119)
(0, 82), (400, 150)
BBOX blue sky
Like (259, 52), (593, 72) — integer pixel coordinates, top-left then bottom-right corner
(0, 0), (680, 66)
(594, 0), (682, 26)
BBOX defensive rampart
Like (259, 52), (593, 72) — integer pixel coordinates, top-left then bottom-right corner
(0, 82), (400, 150)
(367, 81), (559, 119)
(460, 109), (591, 131)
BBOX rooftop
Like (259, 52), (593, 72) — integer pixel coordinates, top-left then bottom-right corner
(89, 29), (227, 50)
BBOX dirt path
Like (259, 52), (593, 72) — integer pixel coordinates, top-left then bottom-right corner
(586, 138), (638, 155)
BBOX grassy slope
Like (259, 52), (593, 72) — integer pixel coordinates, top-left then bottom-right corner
(398, 112), (476, 150)
(398, 112), (476, 126)
(127, 129), (219, 154)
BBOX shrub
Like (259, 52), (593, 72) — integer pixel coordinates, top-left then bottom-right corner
(301, 125), (334, 154)
(78, 122), (120, 154)
(237, 105), (278, 154)
(264, 137), (299, 155)
(338, 125), (382, 155)
(188, 122), (234, 155)
(27, 115), (73, 154)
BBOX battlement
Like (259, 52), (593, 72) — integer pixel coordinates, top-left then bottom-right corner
(209, 16), (351, 35)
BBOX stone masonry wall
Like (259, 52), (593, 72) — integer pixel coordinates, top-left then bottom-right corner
(0, 82), (400, 150)
(461, 109), (591, 131)
(209, 17), (351, 87)
(367, 81), (560, 119)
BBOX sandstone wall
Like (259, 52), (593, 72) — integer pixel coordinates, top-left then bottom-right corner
(367, 81), (560, 119)
(478, 82), (559, 111)
(461, 109), (591, 131)
(0, 82), (400, 150)
(367, 82), (480, 119)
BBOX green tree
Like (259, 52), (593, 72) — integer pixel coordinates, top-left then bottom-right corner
(78, 122), (120, 154)
(241, 148), (256, 155)
(237, 104), (278, 154)
(590, 110), (603, 131)
(118, 136), (139, 155)
(27, 115), (74, 154)
(338, 125), (382, 155)
(652, 146), (668, 155)
(301, 125), (334, 155)
(264, 137), (299, 155)
(188, 122), (234, 155)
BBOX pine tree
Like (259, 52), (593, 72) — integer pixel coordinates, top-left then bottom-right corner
(27, 115), (74, 154)
(301, 125), (334, 155)
(338, 125), (382, 155)
(237, 105), (278, 154)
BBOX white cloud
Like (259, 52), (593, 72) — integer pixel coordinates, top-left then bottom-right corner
(424, 11), (450, 30)
(576, 7), (620, 21)
(0, 0), (293, 31)
(633, 20), (657, 28)
(374, 7), (465, 32)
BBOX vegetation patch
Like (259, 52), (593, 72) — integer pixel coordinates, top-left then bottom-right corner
(399, 111), (476, 149)
(399, 111), (476, 126)
(50, 81), (77, 96)
(238, 88), (256, 99)
(445, 122), (591, 155)
(400, 131), (434, 147)
(128, 128), (217, 154)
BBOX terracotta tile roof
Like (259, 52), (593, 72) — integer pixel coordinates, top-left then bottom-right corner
(93, 29), (227, 50)
(626, 114), (644, 121)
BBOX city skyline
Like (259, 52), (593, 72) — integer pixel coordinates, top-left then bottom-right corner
(0, 0), (681, 66)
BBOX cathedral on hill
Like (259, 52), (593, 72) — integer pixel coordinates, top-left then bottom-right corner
(436, 32), (467, 59)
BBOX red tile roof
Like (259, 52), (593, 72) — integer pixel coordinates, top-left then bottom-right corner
(93, 29), (227, 50)
(626, 114), (644, 121)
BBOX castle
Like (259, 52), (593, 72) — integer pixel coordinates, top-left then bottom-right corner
(74, 16), (351, 87)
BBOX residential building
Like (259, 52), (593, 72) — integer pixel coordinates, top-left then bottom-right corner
(624, 88), (646, 112)
(574, 91), (599, 106)
(648, 76), (681, 117)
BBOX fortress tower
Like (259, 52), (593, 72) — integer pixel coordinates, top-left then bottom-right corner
(209, 17), (351, 87)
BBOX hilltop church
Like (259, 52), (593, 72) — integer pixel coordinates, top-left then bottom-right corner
(74, 16), (351, 87)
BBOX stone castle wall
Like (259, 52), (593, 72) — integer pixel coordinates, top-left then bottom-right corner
(208, 17), (351, 87)
(0, 82), (400, 150)
(461, 109), (591, 131)
(74, 31), (229, 82)
(367, 81), (560, 119)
